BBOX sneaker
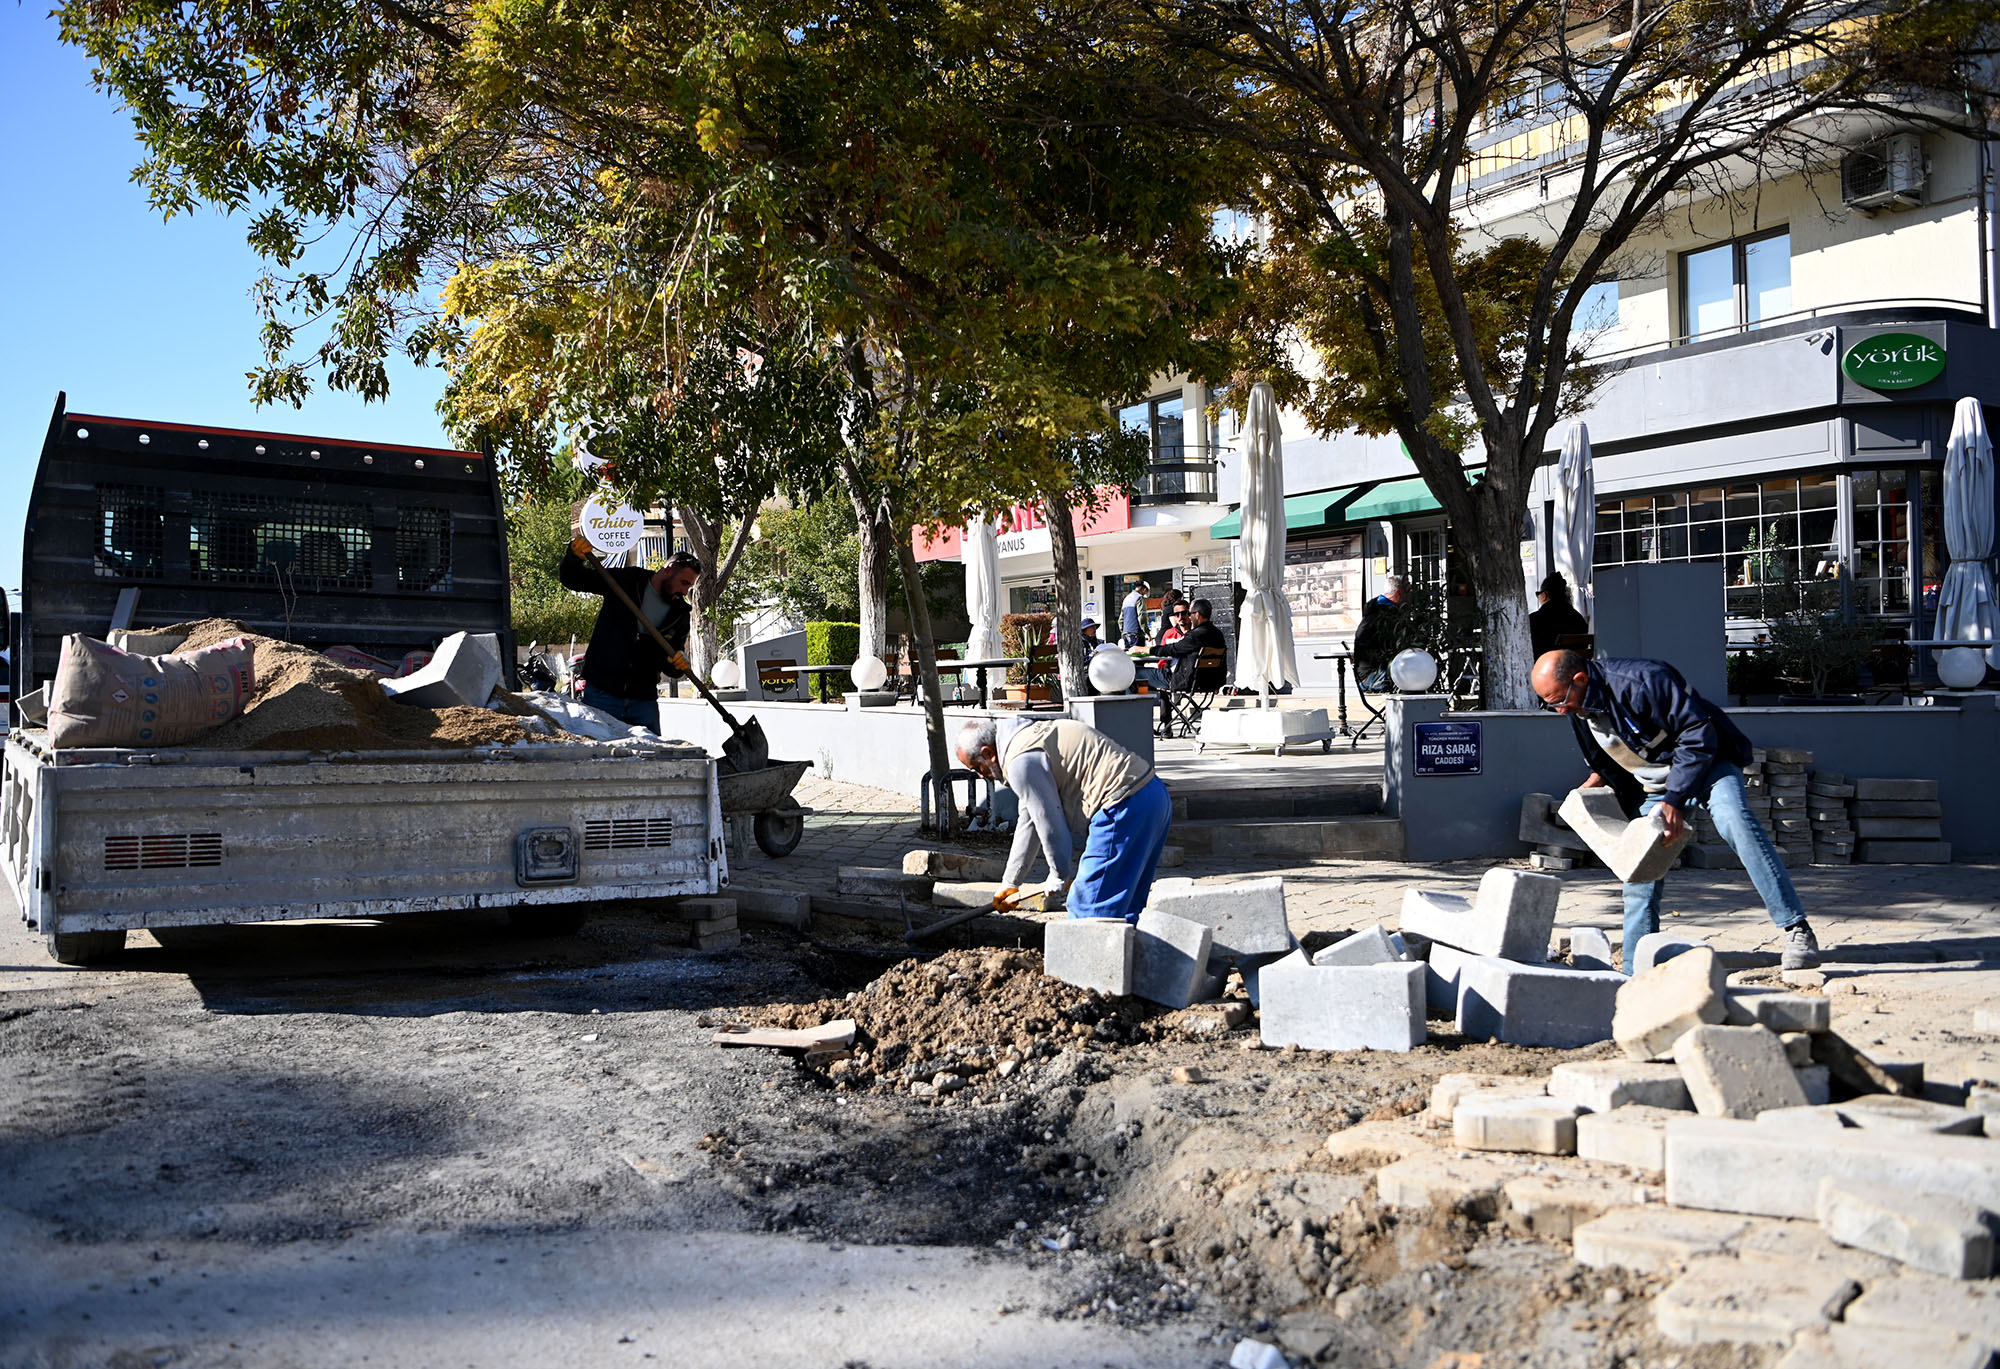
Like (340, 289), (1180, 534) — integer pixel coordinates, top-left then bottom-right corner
(1781, 920), (1821, 971)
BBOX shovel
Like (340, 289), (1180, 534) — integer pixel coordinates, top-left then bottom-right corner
(574, 544), (770, 772)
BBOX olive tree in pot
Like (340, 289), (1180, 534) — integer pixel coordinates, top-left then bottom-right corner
(1767, 572), (1875, 704)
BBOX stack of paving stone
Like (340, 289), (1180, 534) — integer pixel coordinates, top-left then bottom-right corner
(1852, 777), (1951, 863)
(667, 895), (741, 951)
(1807, 769), (1857, 864)
(1761, 747), (1817, 866)
(1685, 750), (1783, 869)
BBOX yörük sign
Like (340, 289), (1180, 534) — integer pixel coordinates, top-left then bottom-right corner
(1842, 332), (1946, 392)
(1414, 721), (1482, 777)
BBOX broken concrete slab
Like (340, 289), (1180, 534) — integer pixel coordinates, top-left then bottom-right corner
(1797, 1065), (1832, 1104)
(1777, 1325), (1998, 1369)
(1309, 924), (1408, 967)
(931, 882), (1008, 910)
(670, 895), (738, 922)
(1665, 1116), (2000, 1220)
(1131, 909), (1215, 1009)
(1843, 1275), (2000, 1347)
(1632, 931), (1710, 975)
(1456, 957), (1623, 1048)
(1043, 919), (1135, 996)
(1575, 1106), (1686, 1171)
(1677, 1024), (1810, 1119)
(1258, 955), (1425, 1052)
(1725, 989), (1830, 1033)
(1811, 1031), (1921, 1097)
(1502, 1171), (1633, 1241)
(902, 848), (1006, 882)
(1795, 1095), (1988, 1135)
(1571, 1206), (1751, 1273)
(1567, 926), (1616, 972)
(1452, 1095), (1582, 1155)
(1558, 786), (1692, 883)
(1613, 944), (1727, 1060)
(1818, 1177), (1995, 1279)
(1547, 1060), (1691, 1113)
(1781, 1031), (1813, 1066)
(1652, 1256), (1858, 1346)
(727, 885), (812, 930)
(1426, 1073), (1547, 1124)
(837, 866), (934, 900)
(1398, 867), (1562, 961)
(1423, 942), (1477, 1017)
(1150, 876), (1293, 963)
(1519, 791), (1590, 853)
(1729, 1215), (1903, 1282)
(381, 630), (503, 709)
(1372, 1153), (1518, 1220)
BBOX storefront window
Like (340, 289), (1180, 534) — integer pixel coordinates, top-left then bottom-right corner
(1283, 533), (1365, 638)
(1407, 527), (1448, 588)
(1593, 472), (1845, 619)
(1851, 469), (1911, 617)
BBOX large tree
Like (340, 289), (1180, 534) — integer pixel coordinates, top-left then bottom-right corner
(1040, 0), (1999, 705)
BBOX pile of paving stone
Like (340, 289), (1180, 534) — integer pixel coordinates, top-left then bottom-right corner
(1852, 777), (1951, 863)
(1320, 951), (2000, 1365)
(1809, 769), (1858, 864)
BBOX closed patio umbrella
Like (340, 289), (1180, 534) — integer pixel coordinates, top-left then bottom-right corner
(1233, 382), (1299, 698)
(1937, 397), (1997, 645)
(1554, 423), (1596, 630)
(965, 516), (1005, 662)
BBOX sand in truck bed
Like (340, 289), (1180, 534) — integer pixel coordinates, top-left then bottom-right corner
(165, 618), (560, 752)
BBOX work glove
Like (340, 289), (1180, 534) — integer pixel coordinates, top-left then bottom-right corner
(570, 534), (596, 559)
(992, 886), (1022, 912)
(668, 651), (691, 674)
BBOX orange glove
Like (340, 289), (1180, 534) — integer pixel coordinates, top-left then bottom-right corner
(992, 886), (1022, 912)
(571, 535), (596, 559)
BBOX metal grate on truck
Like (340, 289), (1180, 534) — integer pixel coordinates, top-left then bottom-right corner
(103, 832), (223, 871)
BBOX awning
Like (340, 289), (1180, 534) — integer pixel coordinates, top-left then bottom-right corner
(1209, 486), (1361, 540)
(1341, 475), (1444, 523)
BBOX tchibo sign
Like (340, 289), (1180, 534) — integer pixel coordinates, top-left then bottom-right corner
(580, 496), (645, 555)
(1842, 332), (1946, 392)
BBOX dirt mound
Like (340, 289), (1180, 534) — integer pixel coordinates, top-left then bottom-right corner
(754, 948), (1173, 1092)
(162, 618), (552, 752)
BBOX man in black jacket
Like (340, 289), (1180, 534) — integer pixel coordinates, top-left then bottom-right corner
(559, 537), (703, 733)
(1352, 575), (1405, 689)
(1154, 598), (1227, 693)
(1533, 648), (1819, 972)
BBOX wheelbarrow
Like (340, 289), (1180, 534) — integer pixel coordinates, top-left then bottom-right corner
(716, 758), (814, 857)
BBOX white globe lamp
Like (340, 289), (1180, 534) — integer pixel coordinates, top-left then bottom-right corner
(1937, 647), (1986, 690)
(1989, 644), (2000, 673)
(1087, 644), (1137, 695)
(1389, 647), (1440, 693)
(710, 658), (742, 689)
(850, 654), (889, 692)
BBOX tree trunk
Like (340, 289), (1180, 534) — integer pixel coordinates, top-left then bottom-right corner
(1463, 503), (1536, 710)
(674, 504), (756, 682)
(895, 525), (958, 838)
(854, 499), (895, 661)
(1042, 490), (1088, 700)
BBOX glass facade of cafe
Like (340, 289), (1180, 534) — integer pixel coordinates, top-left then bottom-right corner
(1589, 464), (1948, 632)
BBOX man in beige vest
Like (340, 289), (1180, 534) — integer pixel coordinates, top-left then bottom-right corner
(955, 716), (1172, 921)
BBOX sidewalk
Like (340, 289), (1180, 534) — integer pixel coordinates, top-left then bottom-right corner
(749, 770), (2000, 1089)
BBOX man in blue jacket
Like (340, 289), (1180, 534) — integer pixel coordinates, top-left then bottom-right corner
(1532, 648), (1820, 972)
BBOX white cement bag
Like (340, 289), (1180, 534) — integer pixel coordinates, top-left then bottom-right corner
(47, 633), (256, 749)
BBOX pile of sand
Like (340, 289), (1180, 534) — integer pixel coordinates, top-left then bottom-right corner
(163, 619), (559, 753)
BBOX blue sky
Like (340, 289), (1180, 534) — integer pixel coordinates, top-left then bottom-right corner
(0, 7), (454, 606)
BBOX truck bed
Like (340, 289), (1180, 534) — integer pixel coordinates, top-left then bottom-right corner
(2, 730), (725, 936)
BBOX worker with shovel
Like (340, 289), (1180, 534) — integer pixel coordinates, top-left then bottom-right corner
(955, 717), (1172, 921)
(560, 532), (702, 734)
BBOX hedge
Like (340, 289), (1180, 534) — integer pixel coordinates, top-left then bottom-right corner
(804, 620), (861, 700)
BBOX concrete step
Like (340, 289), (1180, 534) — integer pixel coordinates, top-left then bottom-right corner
(1171, 815), (1404, 861)
(1172, 782), (1383, 820)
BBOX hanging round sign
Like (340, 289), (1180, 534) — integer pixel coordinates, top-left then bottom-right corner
(579, 495), (645, 556)
(1841, 332), (1946, 392)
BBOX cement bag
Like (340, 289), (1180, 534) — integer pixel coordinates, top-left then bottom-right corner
(47, 634), (256, 749)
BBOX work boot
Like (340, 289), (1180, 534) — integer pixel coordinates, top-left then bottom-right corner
(1781, 920), (1821, 971)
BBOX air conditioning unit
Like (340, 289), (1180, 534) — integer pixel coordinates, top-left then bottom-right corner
(1841, 134), (1926, 211)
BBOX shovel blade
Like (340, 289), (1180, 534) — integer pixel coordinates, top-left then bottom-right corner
(722, 715), (771, 772)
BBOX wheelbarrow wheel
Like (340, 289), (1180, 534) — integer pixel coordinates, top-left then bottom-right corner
(754, 803), (805, 858)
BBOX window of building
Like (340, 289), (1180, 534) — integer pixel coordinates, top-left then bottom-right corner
(1406, 526), (1449, 589)
(1121, 391), (1203, 502)
(1680, 228), (1791, 341)
(1593, 472), (1839, 618)
(1851, 469), (1911, 617)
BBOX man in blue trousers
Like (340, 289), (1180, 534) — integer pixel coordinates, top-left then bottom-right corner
(1532, 648), (1820, 972)
(955, 716), (1172, 920)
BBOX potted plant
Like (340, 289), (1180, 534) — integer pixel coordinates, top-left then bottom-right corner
(998, 612), (1057, 703)
(1766, 571), (1873, 704)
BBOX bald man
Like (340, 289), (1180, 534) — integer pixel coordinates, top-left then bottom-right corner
(1533, 648), (1818, 972)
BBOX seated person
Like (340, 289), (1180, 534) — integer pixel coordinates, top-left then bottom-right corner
(1153, 598), (1227, 699)
(1154, 603), (1189, 646)
(1351, 575), (1406, 690)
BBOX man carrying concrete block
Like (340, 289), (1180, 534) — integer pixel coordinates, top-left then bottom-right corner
(1532, 648), (1818, 972)
(956, 716), (1172, 922)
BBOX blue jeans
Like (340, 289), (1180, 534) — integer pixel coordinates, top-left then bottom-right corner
(1069, 777), (1173, 922)
(580, 683), (660, 734)
(1623, 761), (1806, 970)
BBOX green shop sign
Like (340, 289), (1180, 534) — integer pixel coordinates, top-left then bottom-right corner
(1842, 332), (1946, 391)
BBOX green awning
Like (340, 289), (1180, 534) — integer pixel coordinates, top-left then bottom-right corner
(1340, 475), (1444, 523)
(1209, 487), (1359, 540)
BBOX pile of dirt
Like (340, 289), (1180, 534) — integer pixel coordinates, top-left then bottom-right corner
(752, 948), (1178, 1094)
(164, 618), (555, 752)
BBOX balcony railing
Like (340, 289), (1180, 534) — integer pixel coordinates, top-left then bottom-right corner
(1134, 444), (1223, 506)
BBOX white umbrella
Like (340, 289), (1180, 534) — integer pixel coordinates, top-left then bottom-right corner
(1553, 423), (1596, 630)
(1233, 382), (1299, 700)
(1937, 397), (1997, 644)
(965, 516), (1005, 662)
